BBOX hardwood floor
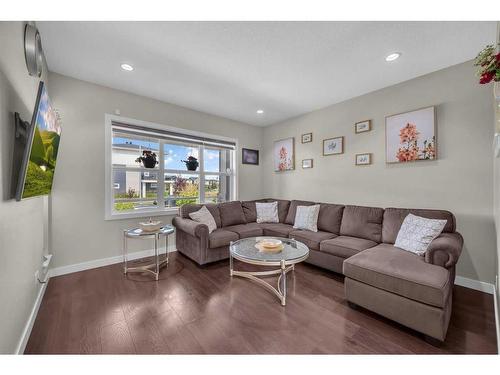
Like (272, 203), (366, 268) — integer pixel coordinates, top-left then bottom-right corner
(25, 251), (498, 354)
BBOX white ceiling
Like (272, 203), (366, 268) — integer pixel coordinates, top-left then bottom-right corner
(37, 21), (497, 126)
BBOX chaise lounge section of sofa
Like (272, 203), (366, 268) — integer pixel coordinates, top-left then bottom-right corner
(172, 199), (463, 342)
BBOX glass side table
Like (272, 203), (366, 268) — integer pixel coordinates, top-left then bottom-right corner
(123, 225), (175, 281)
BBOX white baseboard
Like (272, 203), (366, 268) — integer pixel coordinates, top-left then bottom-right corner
(15, 281), (48, 354)
(454, 275), (495, 294)
(494, 275), (499, 351)
(49, 245), (177, 278)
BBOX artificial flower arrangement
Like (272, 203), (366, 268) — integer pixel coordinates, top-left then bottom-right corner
(474, 44), (500, 84)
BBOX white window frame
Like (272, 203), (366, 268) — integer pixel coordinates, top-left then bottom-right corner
(104, 114), (238, 220)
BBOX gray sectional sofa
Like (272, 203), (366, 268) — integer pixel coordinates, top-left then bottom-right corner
(172, 199), (463, 342)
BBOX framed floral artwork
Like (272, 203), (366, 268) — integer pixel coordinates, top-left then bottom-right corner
(385, 106), (436, 164)
(355, 153), (372, 165)
(273, 137), (295, 171)
(323, 136), (344, 156)
(355, 120), (371, 133)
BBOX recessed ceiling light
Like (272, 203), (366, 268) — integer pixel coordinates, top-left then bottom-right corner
(385, 53), (401, 62)
(121, 63), (134, 71)
(256, 109), (264, 114)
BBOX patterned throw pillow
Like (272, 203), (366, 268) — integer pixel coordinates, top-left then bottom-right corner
(256, 202), (279, 223)
(189, 206), (217, 233)
(394, 214), (447, 255)
(293, 204), (320, 232)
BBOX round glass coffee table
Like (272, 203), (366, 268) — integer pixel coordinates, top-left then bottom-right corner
(229, 237), (309, 306)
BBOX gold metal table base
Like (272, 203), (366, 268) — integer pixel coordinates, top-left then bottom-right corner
(230, 258), (294, 306)
(124, 256), (169, 281)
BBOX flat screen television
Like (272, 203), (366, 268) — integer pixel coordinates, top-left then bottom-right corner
(15, 81), (61, 200)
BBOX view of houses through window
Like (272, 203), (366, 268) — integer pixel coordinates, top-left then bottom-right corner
(111, 125), (235, 215)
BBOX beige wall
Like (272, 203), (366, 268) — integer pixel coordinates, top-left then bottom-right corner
(0, 22), (49, 353)
(48, 72), (264, 269)
(263, 61), (496, 284)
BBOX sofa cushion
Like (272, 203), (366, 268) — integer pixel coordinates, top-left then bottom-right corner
(209, 229), (239, 249)
(289, 229), (336, 250)
(273, 199), (292, 223)
(340, 205), (384, 242)
(382, 207), (456, 244)
(318, 203), (344, 234)
(180, 203), (222, 228)
(219, 201), (247, 227)
(285, 200), (316, 224)
(224, 223), (263, 239)
(320, 236), (377, 259)
(293, 204), (320, 232)
(343, 243), (451, 308)
(256, 202), (279, 223)
(241, 199), (267, 222)
(188, 206), (217, 233)
(258, 223), (295, 237)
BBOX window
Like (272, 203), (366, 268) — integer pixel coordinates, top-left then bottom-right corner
(105, 115), (237, 220)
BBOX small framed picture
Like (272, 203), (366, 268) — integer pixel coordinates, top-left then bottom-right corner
(355, 120), (371, 133)
(323, 136), (344, 156)
(302, 159), (313, 169)
(242, 148), (259, 165)
(355, 153), (372, 166)
(301, 133), (313, 143)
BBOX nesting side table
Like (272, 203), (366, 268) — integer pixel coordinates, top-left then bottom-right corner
(123, 225), (175, 280)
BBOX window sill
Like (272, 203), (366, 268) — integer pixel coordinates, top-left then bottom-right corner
(105, 207), (179, 221)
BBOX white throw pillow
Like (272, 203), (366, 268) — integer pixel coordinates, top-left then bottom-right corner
(394, 214), (447, 255)
(256, 201), (279, 223)
(293, 204), (320, 232)
(189, 206), (217, 233)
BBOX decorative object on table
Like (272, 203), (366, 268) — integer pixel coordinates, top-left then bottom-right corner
(255, 238), (284, 253)
(385, 106), (436, 164)
(355, 153), (372, 166)
(123, 225), (174, 281)
(181, 156), (199, 171)
(394, 214), (447, 255)
(293, 204), (320, 232)
(323, 136), (344, 156)
(24, 23), (44, 77)
(473, 44), (500, 85)
(242, 148), (259, 165)
(256, 201), (279, 223)
(355, 120), (372, 134)
(302, 159), (313, 169)
(139, 218), (163, 232)
(189, 205), (217, 233)
(273, 137), (295, 171)
(135, 150), (158, 168)
(301, 133), (313, 143)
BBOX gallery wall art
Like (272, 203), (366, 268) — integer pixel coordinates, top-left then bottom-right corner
(323, 136), (344, 156)
(242, 148), (259, 165)
(273, 137), (295, 171)
(386, 106), (436, 163)
(355, 153), (372, 165)
(355, 120), (371, 133)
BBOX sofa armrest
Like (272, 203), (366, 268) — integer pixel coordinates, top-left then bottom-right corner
(172, 216), (209, 238)
(424, 232), (463, 268)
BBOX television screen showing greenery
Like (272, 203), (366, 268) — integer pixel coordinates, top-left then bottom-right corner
(21, 83), (61, 199)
